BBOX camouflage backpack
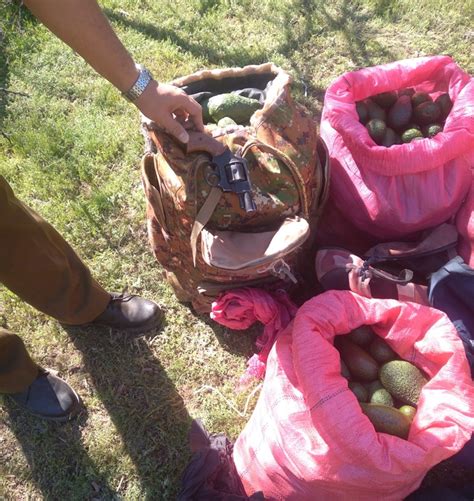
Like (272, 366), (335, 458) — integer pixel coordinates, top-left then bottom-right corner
(141, 63), (330, 312)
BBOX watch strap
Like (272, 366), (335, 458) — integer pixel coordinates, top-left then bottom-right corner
(122, 65), (153, 102)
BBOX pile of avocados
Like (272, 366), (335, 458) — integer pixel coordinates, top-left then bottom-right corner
(356, 89), (453, 147)
(201, 93), (262, 129)
(336, 326), (428, 440)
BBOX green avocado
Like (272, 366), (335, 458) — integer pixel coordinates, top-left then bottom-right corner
(337, 338), (379, 382)
(348, 326), (376, 346)
(411, 92), (432, 108)
(379, 360), (428, 407)
(369, 337), (397, 363)
(370, 388), (394, 407)
(422, 123), (443, 138)
(360, 403), (412, 439)
(372, 91), (398, 109)
(356, 101), (369, 124)
(401, 128), (424, 143)
(366, 119), (387, 143)
(349, 382), (368, 402)
(414, 101), (442, 125)
(399, 405), (417, 421)
(387, 95), (412, 130)
(217, 116), (237, 128)
(435, 93), (453, 120)
(207, 93), (261, 124)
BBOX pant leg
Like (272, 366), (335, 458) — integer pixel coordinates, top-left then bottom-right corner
(0, 328), (38, 393)
(0, 176), (110, 324)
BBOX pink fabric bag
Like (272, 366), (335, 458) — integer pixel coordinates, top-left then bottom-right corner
(233, 291), (474, 500)
(320, 56), (474, 240)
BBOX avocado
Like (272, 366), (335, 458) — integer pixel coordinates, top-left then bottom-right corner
(381, 127), (401, 147)
(217, 117), (237, 127)
(367, 380), (384, 398)
(379, 360), (428, 407)
(411, 92), (432, 108)
(370, 388), (394, 407)
(337, 338), (379, 382)
(341, 360), (351, 379)
(207, 93), (261, 124)
(360, 403), (412, 439)
(387, 95), (412, 130)
(365, 99), (386, 121)
(414, 101), (442, 125)
(349, 382), (368, 402)
(398, 88), (415, 98)
(372, 91), (398, 109)
(369, 337), (397, 363)
(399, 405), (417, 421)
(401, 128), (424, 143)
(356, 101), (369, 124)
(435, 93), (453, 120)
(366, 119), (387, 143)
(348, 326), (376, 346)
(422, 123), (443, 138)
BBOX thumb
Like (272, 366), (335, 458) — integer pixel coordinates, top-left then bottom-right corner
(160, 114), (189, 143)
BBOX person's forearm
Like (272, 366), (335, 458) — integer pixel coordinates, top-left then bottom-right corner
(23, 0), (139, 93)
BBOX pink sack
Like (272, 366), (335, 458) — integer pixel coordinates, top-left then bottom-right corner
(320, 56), (474, 240)
(234, 291), (474, 500)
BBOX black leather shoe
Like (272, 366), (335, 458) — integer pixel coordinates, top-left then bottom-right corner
(87, 293), (163, 334)
(9, 369), (83, 422)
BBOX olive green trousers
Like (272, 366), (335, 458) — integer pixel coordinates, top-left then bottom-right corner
(0, 176), (110, 393)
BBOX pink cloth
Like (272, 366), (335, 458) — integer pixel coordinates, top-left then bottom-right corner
(211, 288), (297, 386)
(234, 291), (474, 500)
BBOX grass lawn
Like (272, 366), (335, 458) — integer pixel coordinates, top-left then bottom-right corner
(0, 0), (473, 499)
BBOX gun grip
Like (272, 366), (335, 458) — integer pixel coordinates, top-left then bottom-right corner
(185, 131), (226, 157)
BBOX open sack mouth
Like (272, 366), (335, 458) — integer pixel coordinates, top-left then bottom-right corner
(179, 71), (277, 106)
(201, 216), (310, 271)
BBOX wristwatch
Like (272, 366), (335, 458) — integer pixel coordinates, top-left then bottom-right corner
(122, 64), (154, 102)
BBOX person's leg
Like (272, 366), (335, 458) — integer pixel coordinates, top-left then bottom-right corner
(0, 176), (110, 324)
(0, 175), (162, 420)
(0, 328), (38, 394)
(0, 176), (162, 331)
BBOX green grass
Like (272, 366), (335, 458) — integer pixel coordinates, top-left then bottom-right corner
(0, 0), (472, 499)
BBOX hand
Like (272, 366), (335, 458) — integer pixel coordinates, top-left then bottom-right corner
(135, 81), (204, 143)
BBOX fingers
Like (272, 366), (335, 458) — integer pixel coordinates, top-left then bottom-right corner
(178, 95), (204, 132)
(160, 113), (189, 144)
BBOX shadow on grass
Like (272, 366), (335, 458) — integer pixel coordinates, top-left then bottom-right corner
(104, 9), (268, 68)
(4, 324), (192, 500)
(64, 324), (192, 500)
(201, 314), (261, 359)
(275, 0), (394, 69)
(4, 403), (118, 500)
